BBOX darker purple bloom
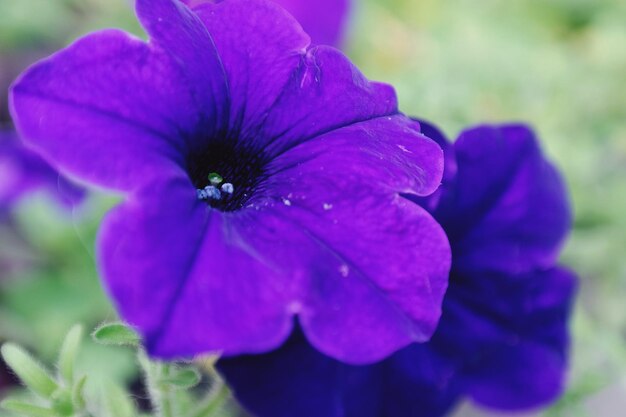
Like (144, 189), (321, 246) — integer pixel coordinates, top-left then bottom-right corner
(10, 0), (450, 362)
(0, 129), (84, 276)
(218, 123), (577, 417)
(187, 0), (351, 46)
(272, 0), (351, 46)
(0, 129), (84, 214)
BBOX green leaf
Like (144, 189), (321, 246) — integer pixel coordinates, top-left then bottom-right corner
(72, 375), (87, 410)
(92, 323), (140, 347)
(50, 389), (73, 416)
(102, 381), (136, 417)
(1, 399), (57, 417)
(57, 324), (83, 385)
(186, 379), (229, 417)
(158, 367), (201, 390)
(1, 343), (59, 398)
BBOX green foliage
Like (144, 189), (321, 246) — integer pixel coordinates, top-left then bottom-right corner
(1, 327), (86, 417)
(91, 324), (140, 348)
(57, 326), (83, 386)
(1, 401), (57, 417)
(101, 382), (136, 417)
(1, 344), (58, 399)
(0, 323), (230, 417)
(157, 367), (202, 390)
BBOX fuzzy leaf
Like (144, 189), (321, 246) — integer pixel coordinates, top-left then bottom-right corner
(72, 375), (87, 410)
(1, 399), (57, 417)
(158, 367), (201, 389)
(51, 389), (73, 416)
(92, 323), (140, 347)
(1, 343), (59, 398)
(102, 381), (137, 417)
(57, 324), (83, 385)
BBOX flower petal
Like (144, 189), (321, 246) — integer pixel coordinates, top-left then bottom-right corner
(408, 119), (457, 212)
(275, 0), (351, 46)
(218, 268), (575, 416)
(436, 125), (572, 274)
(218, 328), (384, 417)
(98, 176), (296, 358)
(136, 0), (229, 135)
(188, 0), (310, 139)
(258, 46), (399, 157)
(218, 328), (461, 417)
(10, 30), (200, 191)
(460, 267), (577, 409)
(184, 0), (350, 46)
(252, 116), (450, 363)
(188, 0), (397, 153)
(0, 130), (84, 210)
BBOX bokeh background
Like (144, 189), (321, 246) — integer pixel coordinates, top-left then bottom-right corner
(0, 0), (625, 416)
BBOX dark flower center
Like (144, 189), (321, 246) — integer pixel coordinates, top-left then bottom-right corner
(186, 139), (268, 212)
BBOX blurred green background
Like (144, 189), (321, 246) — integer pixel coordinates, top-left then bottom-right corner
(0, 0), (625, 416)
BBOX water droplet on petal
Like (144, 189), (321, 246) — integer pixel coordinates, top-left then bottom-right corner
(282, 198), (292, 206)
(339, 264), (350, 277)
(323, 203), (333, 210)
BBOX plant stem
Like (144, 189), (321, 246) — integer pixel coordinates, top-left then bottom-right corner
(187, 379), (229, 417)
(137, 350), (173, 417)
(158, 364), (174, 417)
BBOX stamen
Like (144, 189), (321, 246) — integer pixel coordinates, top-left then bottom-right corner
(196, 173), (237, 204)
(221, 183), (234, 195)
(204, 185), (221, 200)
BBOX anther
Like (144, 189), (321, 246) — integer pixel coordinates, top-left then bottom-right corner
(204, 185), (222, 200)
(221, 183), (234, 195)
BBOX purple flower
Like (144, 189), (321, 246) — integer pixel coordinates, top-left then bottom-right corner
(218, 123), (578, 417)
(0, 129), (84, 214)
(273, 0), (350, 46)
(10, 0), (450, 362)
(186, 0), (350, 46)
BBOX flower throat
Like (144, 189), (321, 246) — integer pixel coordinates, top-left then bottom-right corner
(186, 140), (267, 212)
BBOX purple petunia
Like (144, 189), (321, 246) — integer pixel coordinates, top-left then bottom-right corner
(272, 0), (351, 46)
(10, 0), (450, 363)
(0, 129), (84, 276)
(0, 129), (84, 214)
(218, 122), (577, 417)
(187, 0), (350, 46)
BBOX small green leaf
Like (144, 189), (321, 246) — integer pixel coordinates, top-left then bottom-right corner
(92, 323), (140, 347)
(72, 375), (87, 410)
(58, 324), (83, 385)
(102, 381), (137, 417)
(51, 389), (74, 416)
(1, 399), (57, 417)
(158, 367), (201, 389)
(186, 379), (229, 417)
(1, 343), (59, 398)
